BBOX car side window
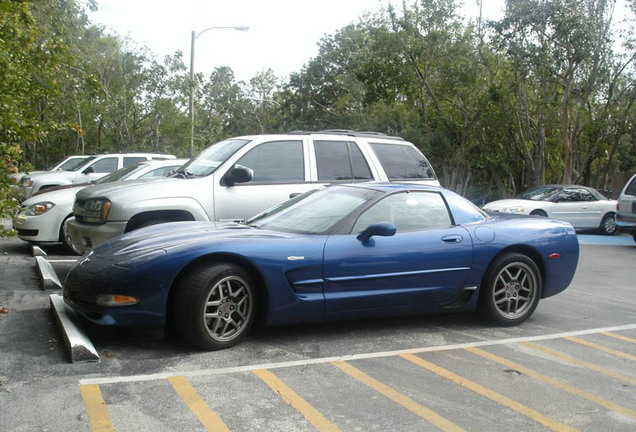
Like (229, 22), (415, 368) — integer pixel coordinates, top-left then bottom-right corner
(352, 191), (451, 233)
(559, 188), (595, 202)
(123, 157), (148, 166)
(370, 143), (435, 180)
(139, 167), (173, 178)
(90, 157), (118, 173)
(235, 140), (304, 184)
(315, 140), (372, 181)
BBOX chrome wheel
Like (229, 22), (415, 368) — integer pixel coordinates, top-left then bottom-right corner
(174, 263), (257, 350)
(479, 252), (542, 326)
(203, 275), (253, 342)
(599, 213), (616, 235)
(492, 261), (538, 320)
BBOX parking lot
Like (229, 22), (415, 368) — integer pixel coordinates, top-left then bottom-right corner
(0, 234), (634, 431)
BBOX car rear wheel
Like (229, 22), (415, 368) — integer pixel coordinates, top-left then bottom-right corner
(173, 263), (256, 350)
(598, 213), (616, 235)
(479, 253), (542, 326)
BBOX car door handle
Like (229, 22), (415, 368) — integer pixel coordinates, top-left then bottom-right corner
(442, 234), (463, 244)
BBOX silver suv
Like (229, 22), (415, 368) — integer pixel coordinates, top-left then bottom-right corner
(616, 173), (636, 243)
(66, 131), (439, 254)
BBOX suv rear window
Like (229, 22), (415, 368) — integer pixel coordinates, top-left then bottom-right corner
(370, 143), (435, 180)
(315, 140), (372, 181)
(626, 177), (636, 196)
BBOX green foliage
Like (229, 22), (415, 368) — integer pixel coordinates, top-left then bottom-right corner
(2, 0), (636, 231)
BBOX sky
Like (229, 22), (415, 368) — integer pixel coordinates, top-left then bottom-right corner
(88, 0), (506, 82)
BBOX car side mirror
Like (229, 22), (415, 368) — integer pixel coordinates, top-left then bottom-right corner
(223, 166), (253, 186)
(356, 222), (397, 242)
(82, 166), (95, 175)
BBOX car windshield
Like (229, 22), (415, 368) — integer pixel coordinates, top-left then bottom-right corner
(516, 186), (562, 201)
(64, 156), (96, 172)
(52, 157), (87, 171)
(252, 186), (379, 234)
(94, 162), (146, 184)
(175, 139), (250, 177)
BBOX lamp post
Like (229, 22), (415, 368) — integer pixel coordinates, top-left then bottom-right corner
(189, 26), (249, 158)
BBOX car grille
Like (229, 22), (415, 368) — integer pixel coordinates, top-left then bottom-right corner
(17, 228), (38, 236)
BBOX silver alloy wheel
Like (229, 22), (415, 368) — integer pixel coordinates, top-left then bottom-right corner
(203, 275), (253, 342)
(492, 261), (538, 320)
(601, 214), (616, 235)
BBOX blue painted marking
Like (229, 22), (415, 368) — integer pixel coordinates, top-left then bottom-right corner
(577, 234), (635, 246)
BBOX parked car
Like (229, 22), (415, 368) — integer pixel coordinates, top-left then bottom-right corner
(65, 131), (440, 255)
(616, 173), (636, 243)
(13, 159), (187, 252)
(483, 185), (617, 235)
(63, 183), (580, 351)
(10, 155), (90, 191)
(22, 152), (176, 198)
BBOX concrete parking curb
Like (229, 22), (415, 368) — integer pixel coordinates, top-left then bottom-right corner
(49, 294), (100, 363)
(31, 245), (47, 257)
(35, 256), (62, 290)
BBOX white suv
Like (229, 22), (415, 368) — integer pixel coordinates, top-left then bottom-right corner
(22, 152), (176, 198)
(66, 131), (439, 254)
(616, 173), (636, 243)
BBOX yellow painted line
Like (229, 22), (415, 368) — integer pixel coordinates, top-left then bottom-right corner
(466, 347), (636, 420)
(564, 336), (636, 361)
(602, 332), (636, 344)
(80, 384), (116, 432)
(168, 376), (231, 432)
(400, 353), (578, 432)
(331, 361), (465, 432)
(252, 369), (341, 432)
(522, 342), (636, 386)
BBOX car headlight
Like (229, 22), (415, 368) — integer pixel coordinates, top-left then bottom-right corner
(25, 201), (55, 216)
(502, 206), (525, 213)
(75, 198), (111, 223)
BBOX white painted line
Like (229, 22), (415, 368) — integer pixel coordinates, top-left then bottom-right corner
(79, 323), (636, 385)
(46, 259), (80, 263)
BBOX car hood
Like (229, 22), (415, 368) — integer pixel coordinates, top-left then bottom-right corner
(92, 221), (300, 265)
(75, 177), (179, 199)
(22, 185), (85, 205)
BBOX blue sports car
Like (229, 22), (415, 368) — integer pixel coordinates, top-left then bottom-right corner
(63, 183), (579, 350)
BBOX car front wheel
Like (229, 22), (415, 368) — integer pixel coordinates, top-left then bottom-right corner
(173, 263), (256, 350)
(479, 253), (542, 326)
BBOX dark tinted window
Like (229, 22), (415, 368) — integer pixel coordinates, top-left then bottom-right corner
(370, 143), (435, 180)
(123, 157), (148, 166)
(236, 140), (304, 184)
(315, 141), (372, 181)
(90, 157), (118, 173)
(625, 177), (636, 196)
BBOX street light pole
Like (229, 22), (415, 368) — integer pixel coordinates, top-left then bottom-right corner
(189, 26), (249, 158)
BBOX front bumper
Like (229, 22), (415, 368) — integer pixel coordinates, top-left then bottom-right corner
(65, 218), (127, 255)
(13, 207), (67, 243)
(616, 213), (636, 233)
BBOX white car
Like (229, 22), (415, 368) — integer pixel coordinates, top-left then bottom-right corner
(483, 184), (617, 235)
(616, 173), (636, 243)
(10, 155), (89, 189)
(13, 159), (187, 253)
(22, 152), (176, 198)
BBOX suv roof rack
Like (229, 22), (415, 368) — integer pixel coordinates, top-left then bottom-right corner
(288, 130), (405, 141)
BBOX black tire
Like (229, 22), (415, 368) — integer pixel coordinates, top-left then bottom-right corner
(530, 209), (547, 217)
(632, 233), (636, 244)
(479, 253), (542, 326)
(598, 213), (616, 235)
(59, 215), (79, 255)
(173, 263), (256, 350)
